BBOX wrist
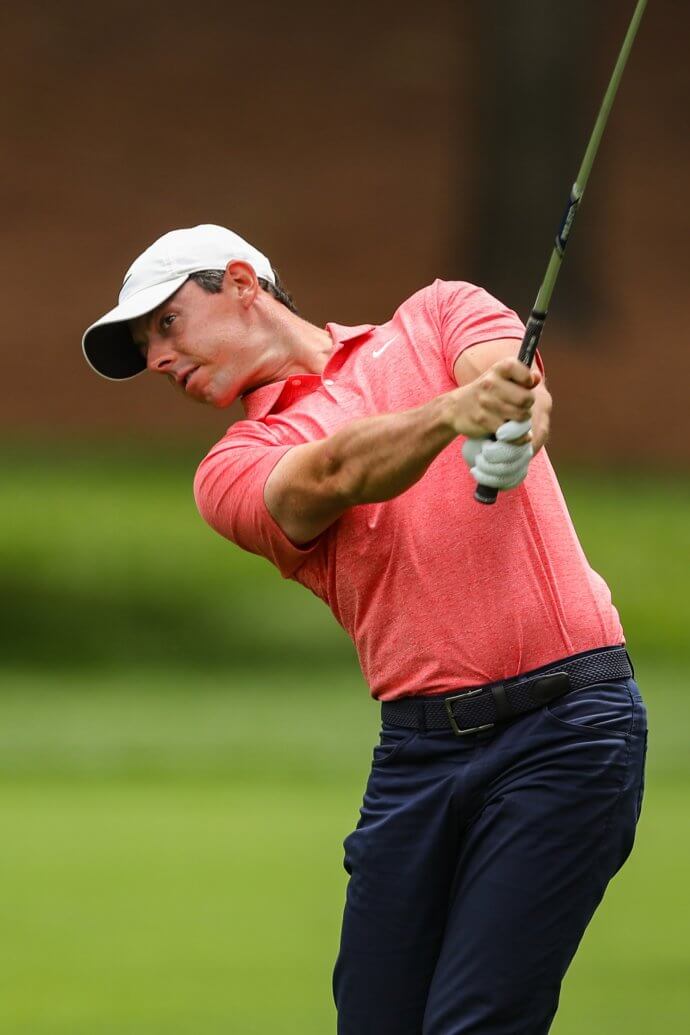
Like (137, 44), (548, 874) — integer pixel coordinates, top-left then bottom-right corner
(437, 386), (470, 438)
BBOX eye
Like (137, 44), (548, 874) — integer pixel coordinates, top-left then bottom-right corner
(160, 312), (176, 331)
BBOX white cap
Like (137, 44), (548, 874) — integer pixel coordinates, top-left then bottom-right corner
(82, 224), (275, 380)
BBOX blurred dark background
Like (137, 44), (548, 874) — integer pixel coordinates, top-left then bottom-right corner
(1, 4), (688, 1034)
(3, 0), (688, 459)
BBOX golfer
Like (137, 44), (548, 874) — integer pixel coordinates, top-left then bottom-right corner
(83, 224), (647, 1035)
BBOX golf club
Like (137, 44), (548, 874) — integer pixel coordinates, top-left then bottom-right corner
(474, 0), (648, 505)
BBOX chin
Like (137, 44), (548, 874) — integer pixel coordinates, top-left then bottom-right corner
(192, 390), (232, 409)
(187, 380), (217, 407)
(209, 385), (241, 408)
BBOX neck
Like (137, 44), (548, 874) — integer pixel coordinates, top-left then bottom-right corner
(244, 307), (334, 393)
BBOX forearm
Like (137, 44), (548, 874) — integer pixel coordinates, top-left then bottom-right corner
(329, 382), (551, 508)
(264, 356), (537, 544)
(327, 392), (460, 506)
(531, 383), (552, 453)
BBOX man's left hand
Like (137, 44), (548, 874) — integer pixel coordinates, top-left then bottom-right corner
(462, 420), (534, 491)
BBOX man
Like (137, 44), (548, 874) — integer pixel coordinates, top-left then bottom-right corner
(83, 224), (647, 1035)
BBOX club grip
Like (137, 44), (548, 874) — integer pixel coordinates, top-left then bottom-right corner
(474, 483), (499, 505)
(472, 311), (546, 506)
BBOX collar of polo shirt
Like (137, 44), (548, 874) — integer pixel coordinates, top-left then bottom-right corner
(242, 323), (375, 421)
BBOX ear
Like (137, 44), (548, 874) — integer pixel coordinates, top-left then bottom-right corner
(223, 260), (259, 308)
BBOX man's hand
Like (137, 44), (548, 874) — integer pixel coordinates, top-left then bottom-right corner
(446, 357), (540, 439)
(452, 339), (551, 452)
(450, 341), (552, 494)
(462, 420), (534, 491)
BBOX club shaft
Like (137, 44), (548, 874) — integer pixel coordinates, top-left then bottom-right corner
(530, 0), (648, 329)
(474, 0), (648, 505)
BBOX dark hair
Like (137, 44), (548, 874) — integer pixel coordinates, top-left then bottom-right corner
(189, 267), (299, 315)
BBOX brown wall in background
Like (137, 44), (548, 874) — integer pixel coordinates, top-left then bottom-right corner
(3, 0), (688, 463)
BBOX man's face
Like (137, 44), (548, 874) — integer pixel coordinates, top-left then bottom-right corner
(129, 269), (256, 408)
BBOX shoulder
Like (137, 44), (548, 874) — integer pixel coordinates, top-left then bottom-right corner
(202, 418), (275, 453)
(391, 279), (502, 321)
(193, 420), (281, 506)
(390, 281), (523, 380)
(193, 420), (322, 578)
(432, 279), (512, 313)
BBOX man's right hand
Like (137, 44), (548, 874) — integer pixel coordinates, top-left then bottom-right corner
(446, 357), (540, 440)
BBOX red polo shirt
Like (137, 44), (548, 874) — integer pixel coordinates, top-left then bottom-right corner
(194, 280), (623, 700)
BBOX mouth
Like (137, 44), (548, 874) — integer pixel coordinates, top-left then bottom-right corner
(179, 367), (199, 392)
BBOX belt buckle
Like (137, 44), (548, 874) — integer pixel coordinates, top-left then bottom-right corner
(444, 687), (495, 737)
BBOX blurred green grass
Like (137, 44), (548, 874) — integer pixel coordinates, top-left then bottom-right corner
(0, 777), (685, 1034)
(0, 446), (688, 1033)
(3, 445), (688, 669)
(0, 660), (686, 786)
(2, 442), (351, 670)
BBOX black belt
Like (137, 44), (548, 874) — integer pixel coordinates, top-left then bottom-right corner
(381, 646), (632, 737)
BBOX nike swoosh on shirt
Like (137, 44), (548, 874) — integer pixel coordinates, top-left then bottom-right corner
(372, 336), (399, 358)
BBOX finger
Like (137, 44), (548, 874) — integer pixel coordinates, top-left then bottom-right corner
(471, 457), (530, 489)
(493, 382), (535, 409)
(490, 399), (534, 425)
(470, 463), (528, 490)
(481, 383), (535, 421)
(461, 437), (485, 466)
(469, 464), (505, 489)
(474, 451), (531, 480)
(496, 419), (532, 442)
(493, 357), (536, 387)
(480, 439), (532, 464)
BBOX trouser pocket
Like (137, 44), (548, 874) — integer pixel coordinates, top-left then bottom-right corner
(545, 680), (635, 738)
(371, 726), (418, 768)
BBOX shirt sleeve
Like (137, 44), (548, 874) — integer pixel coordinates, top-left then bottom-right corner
(193, 423), (323, 579)
(432, 279), (530, 381)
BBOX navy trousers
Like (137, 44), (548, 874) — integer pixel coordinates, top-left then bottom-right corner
(334, 677), (648, 1034)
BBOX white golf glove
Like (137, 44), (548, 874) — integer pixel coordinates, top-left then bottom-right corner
(462, 420), (533, 492)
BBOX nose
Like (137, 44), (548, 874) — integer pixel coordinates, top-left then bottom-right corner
(146, 339), (177, 374)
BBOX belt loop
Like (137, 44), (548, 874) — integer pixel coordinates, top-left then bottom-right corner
(491, 682), (511, 722)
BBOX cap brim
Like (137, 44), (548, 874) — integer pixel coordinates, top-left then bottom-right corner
(81, 276), (189, 380)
